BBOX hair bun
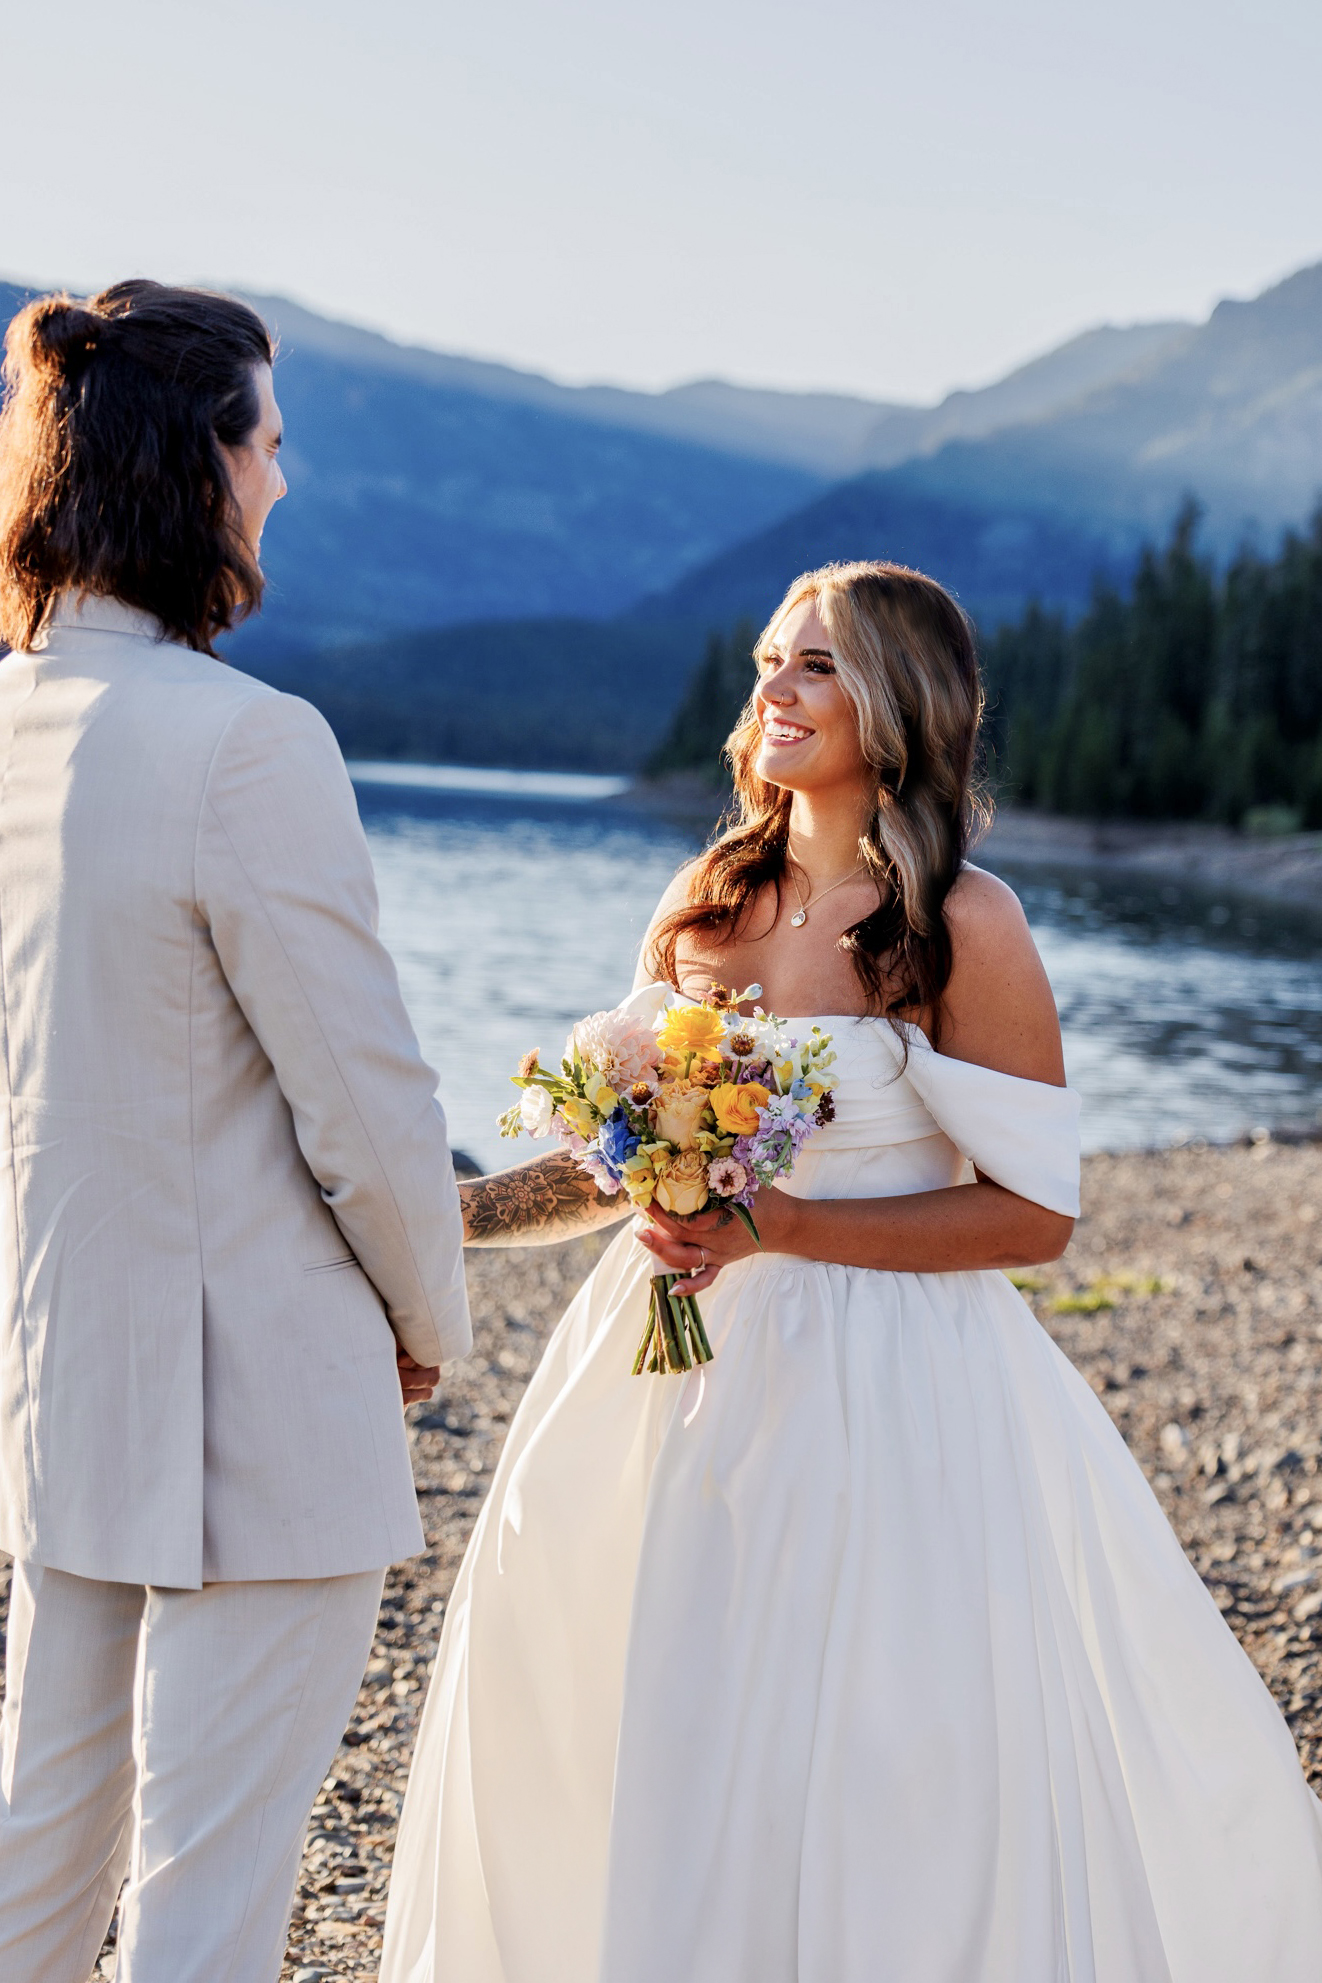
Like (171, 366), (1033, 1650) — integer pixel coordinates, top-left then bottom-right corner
(23, 294), (104, 381)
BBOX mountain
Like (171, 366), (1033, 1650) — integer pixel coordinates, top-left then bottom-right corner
(882, 262), (1322, 549)
(0, 276), (1224, 671)
(633, 262), (1322, 639)
(232, 340), (820, 659)
(239, 292), (1192, 478)
(0, 278), (822, 660)
(854, 321), (1191, 471)
(4, 263), (1319, 773)
(629, 474), (1127, 634)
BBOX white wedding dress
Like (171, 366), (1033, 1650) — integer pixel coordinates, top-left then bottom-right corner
(382, 991), (1322, 1982)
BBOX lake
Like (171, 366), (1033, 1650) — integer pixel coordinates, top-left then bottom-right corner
(352, 768), (1322, 1171)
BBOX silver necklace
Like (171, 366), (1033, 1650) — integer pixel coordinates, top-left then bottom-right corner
(786, 858), (865, 929)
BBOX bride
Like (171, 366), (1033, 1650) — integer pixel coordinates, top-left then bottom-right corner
(381, 561), (1322, 1981)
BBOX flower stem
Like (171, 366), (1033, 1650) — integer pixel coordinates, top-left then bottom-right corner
(633, 1275), (715, 1376)
(684, 1294), (714, 1363)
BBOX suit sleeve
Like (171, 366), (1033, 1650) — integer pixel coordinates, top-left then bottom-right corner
(194, 690), (471, 1366)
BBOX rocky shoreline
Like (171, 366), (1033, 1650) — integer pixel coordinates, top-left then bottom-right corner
(982, 806), (1322, 913)
(0, 1138), (1316, 1977)
(616, 776), (1322, 914)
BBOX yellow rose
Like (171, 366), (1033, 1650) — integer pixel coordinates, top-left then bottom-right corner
(709, 1081), (770, 1138)
(653, 1148), (709, 1216)
(655, 1005), (727, 1061)
(653, 1080), (714, 1151)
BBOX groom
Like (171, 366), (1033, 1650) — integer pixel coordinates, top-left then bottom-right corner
(0, 282), (470, 1978)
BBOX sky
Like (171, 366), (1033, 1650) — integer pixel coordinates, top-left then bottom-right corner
(2, 0), (1320, 404)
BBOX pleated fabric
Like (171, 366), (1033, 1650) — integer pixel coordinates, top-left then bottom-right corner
(382, 1015), (1322, 1983)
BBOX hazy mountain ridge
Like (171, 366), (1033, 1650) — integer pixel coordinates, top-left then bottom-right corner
(244, 290), (1193, 479)
(235, 345), (819, 654)
(628, 475), (1126, 632)
(632, 262), (1322, 640)
(0, 278), (822, 658)
(891, 263), (1322, 543)
(3, 263), (1320, 775)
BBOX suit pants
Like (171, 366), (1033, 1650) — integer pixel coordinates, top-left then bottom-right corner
(0, 1559), (385, 1982)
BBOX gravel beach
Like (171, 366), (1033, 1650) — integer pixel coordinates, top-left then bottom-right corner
(1, 1137), (1317, 1978)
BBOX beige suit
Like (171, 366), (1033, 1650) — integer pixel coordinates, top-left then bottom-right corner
(0, 594), (470, 1586)
(0, 593), (471, 1979)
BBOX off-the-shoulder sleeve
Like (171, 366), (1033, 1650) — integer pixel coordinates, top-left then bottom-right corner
(899, 1028), (1082, 1218)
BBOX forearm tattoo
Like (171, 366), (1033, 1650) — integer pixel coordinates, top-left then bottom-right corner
(460, 1150), (629, 1248)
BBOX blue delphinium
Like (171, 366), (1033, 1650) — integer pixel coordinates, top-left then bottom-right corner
(597, 1107), (640, 1180)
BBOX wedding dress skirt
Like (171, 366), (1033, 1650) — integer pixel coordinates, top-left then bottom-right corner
(382, 998), (1322, 1982)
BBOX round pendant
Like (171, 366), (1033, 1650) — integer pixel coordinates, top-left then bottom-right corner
(790, 910), (807, 928)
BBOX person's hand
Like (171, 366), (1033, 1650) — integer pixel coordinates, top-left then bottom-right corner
(634, 1188), (799, 1295)
(397, 1346), (441, 1408)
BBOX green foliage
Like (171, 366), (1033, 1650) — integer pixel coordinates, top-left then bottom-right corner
(986, 503), (1322, 826)
(646, 619), (759, 781)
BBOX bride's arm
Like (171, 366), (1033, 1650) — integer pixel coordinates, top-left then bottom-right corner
(460, 1151), (631, 1248)
(638, 870), (1075, 1289)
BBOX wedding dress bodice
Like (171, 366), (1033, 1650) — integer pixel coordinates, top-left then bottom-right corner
(769, 1013), (1080, 1215)
(626, 984), (1081, 1218)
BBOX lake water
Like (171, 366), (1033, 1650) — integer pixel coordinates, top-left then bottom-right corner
(353, 769), (1322, 1171)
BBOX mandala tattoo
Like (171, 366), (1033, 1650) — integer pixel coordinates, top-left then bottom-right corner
(461, 1151), (627, 1248)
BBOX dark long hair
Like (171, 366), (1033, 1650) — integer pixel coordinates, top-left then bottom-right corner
(0, 280), (273, 655)
(650, 562), (989, 1040)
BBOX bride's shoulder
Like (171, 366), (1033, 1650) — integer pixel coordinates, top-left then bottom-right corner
(633, 859), (704, 991)
(650, 857), (703, 920)
(938, 865), (1066, 1085)
(943, 863), (1033, 949)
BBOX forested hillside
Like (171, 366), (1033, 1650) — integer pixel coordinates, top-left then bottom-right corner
(986, 507), (1322, 828)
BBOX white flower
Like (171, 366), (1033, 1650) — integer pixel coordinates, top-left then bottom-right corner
(519, 1084), (555, 1137)
(739, 1014), (791, 1069)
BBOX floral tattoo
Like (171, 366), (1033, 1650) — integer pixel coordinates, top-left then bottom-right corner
(461, 1151), (627, 1248)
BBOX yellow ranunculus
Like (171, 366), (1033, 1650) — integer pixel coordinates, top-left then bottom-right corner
(709, 1081), (770, 1138)
(655, 1005), (727, 1061)
(653, 1148), (709, 1216)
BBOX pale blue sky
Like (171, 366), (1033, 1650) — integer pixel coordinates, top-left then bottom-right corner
(2, 0), (1319, 400)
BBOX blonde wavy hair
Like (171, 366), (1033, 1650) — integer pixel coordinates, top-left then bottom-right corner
(651, 560), (990, 1034)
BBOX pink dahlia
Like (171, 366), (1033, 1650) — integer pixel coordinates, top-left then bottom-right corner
(570, 1008), (662, 1091)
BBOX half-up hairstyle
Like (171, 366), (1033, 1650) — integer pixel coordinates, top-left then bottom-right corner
(0, 280), (273, 654)
(651, 561), (990, 1040)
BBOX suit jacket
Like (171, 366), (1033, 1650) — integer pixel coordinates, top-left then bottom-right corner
(0, 594), (471, 1587)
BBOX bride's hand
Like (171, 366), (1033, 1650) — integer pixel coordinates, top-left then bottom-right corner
(634, 1190), (795, 1295)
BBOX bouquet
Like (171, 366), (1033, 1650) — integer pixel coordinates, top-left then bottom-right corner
(499, 985), (838, 1374)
